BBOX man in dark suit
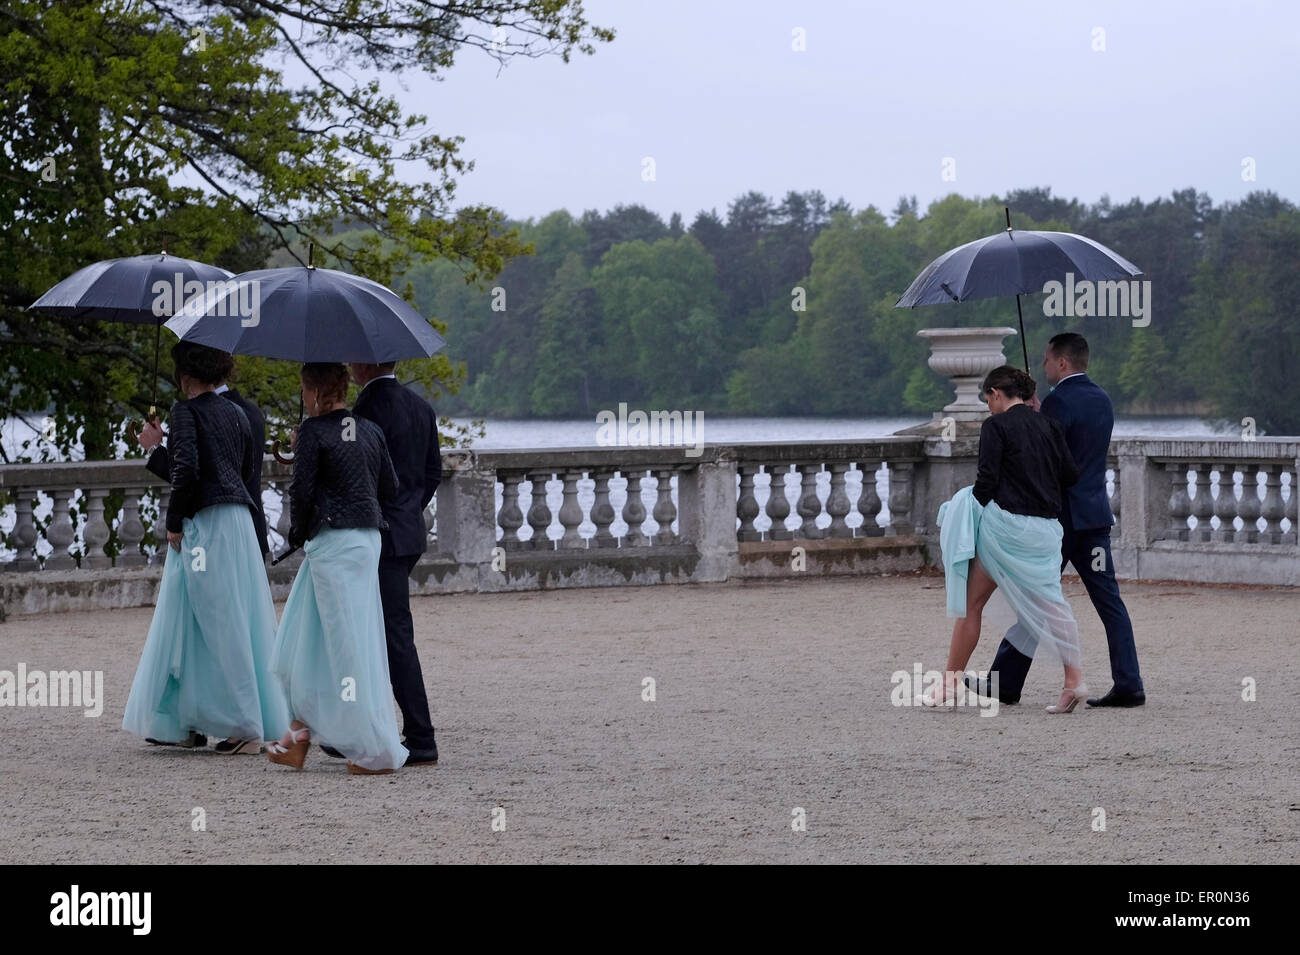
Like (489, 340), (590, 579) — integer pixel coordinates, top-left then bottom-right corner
(138, 367), (271, 558)
(971, 333), (1146, 707)
(349, 361), (442, 766)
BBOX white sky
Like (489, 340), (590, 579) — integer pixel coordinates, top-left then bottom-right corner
(371, 0), (1300, 221)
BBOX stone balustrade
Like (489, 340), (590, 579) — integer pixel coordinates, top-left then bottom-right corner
(2, 435), (1296, 613)
(1110, 438), (1299, 585)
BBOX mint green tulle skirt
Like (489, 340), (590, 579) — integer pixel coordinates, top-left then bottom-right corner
(123, 504), (290, 742)
(938, 486), (1081, 669)
(270, 527), (407, 771)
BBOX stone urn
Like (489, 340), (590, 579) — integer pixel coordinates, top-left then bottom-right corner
(916, 327), (1019, 421)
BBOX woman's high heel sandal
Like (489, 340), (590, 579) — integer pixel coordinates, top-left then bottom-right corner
(1046, 684), (1090, 714)
(346, 762), (395, 776)
(267, 726), (311, 769)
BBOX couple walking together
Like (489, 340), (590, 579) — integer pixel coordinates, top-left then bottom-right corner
(122, 342), (441, 773)
(924, 332), (1146, 713)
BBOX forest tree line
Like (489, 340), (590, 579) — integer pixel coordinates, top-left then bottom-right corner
(406, 187), (1300, 433)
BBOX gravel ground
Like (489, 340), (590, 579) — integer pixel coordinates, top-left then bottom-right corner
(0, 575), (1296, 864)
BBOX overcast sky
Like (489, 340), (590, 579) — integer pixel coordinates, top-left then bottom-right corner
(381, 0), (1299, 222)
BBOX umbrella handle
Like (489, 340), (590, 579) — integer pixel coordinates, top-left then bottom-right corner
(125, 409), (160, 446)
(271, 438), (294, 464)
(271, 545), (301, 566)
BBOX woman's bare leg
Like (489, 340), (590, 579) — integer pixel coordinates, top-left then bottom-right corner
(937, 557), (998, 701)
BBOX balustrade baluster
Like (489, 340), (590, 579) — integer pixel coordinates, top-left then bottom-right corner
(826, 464), (852, 538)
(45, 489), (76, 569)
(856, 460), (883, 537)
(82, 487), (112, 569)
(736, 466), (761, 542)
(557, 469), (586, 549)
(886, 461), (915, 537)
(1211, 467), (1237, 543)
(765, 464), (792, 541)
(13, 489), (39, 570)
(1235, 465), (1261, 544)
(1284, 466), (1298, 546)
(525, 470), (554, 551)
(1260, 465), (1285, 544)
(117, 487), (148, 567)
(1164, 463), (1190, 541)
(1190, 465), (1214, 542)
(652, 469), (677, 545)
(591, 470), (617, 548)
(796, 464), (822, 539)
(498, 470), (525, 549)
(621, 469), (647, 546)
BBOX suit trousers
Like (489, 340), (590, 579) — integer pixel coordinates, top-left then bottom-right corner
(377, 553), (436, 749)
(989, 525), (1143, 698)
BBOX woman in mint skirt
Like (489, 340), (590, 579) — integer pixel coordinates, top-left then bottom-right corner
(927, 365), (1087, 713)
(266, 362), (407, 774)
(123, 342), (289, 752)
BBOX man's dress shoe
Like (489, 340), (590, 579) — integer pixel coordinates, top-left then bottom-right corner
(1086, 688), (1146, 707)
(963, 674), (1020, 705)
(404, 746), (439, 767)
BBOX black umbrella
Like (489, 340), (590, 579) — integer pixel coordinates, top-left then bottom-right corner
(164, 245), (446, 363)
(895, 208), (1141, 370)
(164, 246), (448, 565)
(29, 251), (235, 422)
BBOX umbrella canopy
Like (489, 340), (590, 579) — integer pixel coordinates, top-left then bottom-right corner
(29, 252), (236, 420)
(29, 253), (235, 324)
(895, 210), (1141, 369)
(165, 263), (446, 363)
(896, 229), (1141, 307)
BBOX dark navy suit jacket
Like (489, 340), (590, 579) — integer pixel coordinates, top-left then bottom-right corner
(352, 376), (442, 559)
(1039, 374), (1115, 532)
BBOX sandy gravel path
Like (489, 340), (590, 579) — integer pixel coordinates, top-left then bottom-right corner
(0, 575), (1295, 863)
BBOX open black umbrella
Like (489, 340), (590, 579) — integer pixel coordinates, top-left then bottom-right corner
(164, 246), (446, 363)
(895, 209), (1141, 370)
(164, 246), (448, 564)
(29, 251), (235, 422)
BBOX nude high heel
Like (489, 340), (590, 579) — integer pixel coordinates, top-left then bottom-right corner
(1046, 684), (1090, 714)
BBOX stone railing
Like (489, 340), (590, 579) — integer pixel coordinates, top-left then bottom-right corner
(0, 458), (300, 569)
(1111, 438), (1299, 585)
(2, 434), (1296, 613)
(423, 440), (928, 594)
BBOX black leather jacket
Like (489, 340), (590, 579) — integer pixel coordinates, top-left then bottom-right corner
(147, 387), (270, 554)
(288, 408), (399, 548)
(160, 392), (259, 533)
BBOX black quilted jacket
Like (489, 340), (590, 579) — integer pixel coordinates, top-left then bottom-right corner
(158, 392), (259, 533)
(288, 408), (399, 548)
(147, 387), (270, 554)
